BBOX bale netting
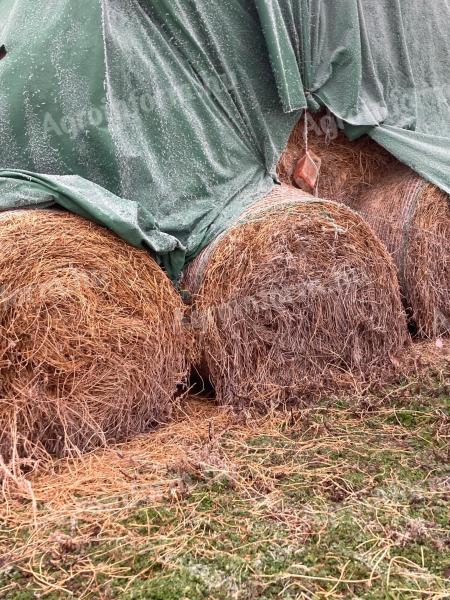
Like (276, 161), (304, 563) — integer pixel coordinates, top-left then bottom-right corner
(0, 209), (190, 465)
(277, 114), (395, 204)
(183, 185), (410, 409)
(353, 167), (450, 338)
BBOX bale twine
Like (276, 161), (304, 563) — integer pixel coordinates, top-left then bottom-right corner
(0, 210), (190, 465)
(278, 115), (449, 338)
(183, 185), (409, 409)
(277, 115), (394, 204)
(353, 167), (450, 338)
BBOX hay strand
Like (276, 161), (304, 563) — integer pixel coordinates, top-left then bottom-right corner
(353, 168), (450, 338)
(0, 209), (190, 467)
(277, 114), (394, 204)
(183, 185), (409, 409)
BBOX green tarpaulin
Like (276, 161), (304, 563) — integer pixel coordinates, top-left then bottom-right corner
(0, 0), (449, 279)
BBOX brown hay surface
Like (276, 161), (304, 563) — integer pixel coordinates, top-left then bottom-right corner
(279, 115), (450, 339)
(2, 341), (446, 510)
(353, 168), (450, 338)
(0, 339), (448, 598)
(0, 209), (190, 466)
(183, 185), (409, 409)
(277, 114), (394, 204)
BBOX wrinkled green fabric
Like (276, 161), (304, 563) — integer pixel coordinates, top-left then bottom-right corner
(0, 1), (449, 279)
(0, 0), (299, 278)
(258, 0), (450, 193)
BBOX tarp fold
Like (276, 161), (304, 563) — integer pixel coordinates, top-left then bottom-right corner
(0, 0), (448, 279)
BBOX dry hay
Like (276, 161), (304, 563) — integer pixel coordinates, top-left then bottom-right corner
(183, 185), (409, 409)
(278, 114), (450, 339)
(2, 335), (448, 526)
(0, 209), (190, 467)
(352, 166), (450, 338)
(0, 339), (448, 598)
(277, 113), (395, 204)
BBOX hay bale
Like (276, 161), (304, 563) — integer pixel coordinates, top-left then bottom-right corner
(277, 115), (394, 204)
(353, 167), (450, 338)
(278, 115), (449, 338)
(0, 210), (190, 464)
(183, 185), (409, 409)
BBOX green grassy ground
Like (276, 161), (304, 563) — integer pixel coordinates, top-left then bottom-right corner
(1, 367), (449, 599)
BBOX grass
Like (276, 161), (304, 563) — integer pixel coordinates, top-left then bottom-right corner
(0, 355), (449, 599)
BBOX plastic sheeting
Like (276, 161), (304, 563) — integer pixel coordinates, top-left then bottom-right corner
(0, 0), (449, 279)
(259, 0), (450, 197)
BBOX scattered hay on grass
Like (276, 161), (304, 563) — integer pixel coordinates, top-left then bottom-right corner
(0, 341), (448, 599)
(183, 185), (409, 409)
(353, 167), (450, 338)
(0, 209), (190, 468)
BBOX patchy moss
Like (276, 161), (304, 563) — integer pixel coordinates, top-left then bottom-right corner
(1, 378), (449, 599)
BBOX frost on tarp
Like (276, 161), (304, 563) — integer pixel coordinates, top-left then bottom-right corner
(0, 0), (299, 278)
(0, 0), (449, 279)
(256, 0), (450, 194)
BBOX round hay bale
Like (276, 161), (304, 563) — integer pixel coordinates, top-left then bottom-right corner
(183, 185), (409, 409)
(0, 210), (190, 464)
(353, 167), (450, 338)
(277, 115), (394, 204)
